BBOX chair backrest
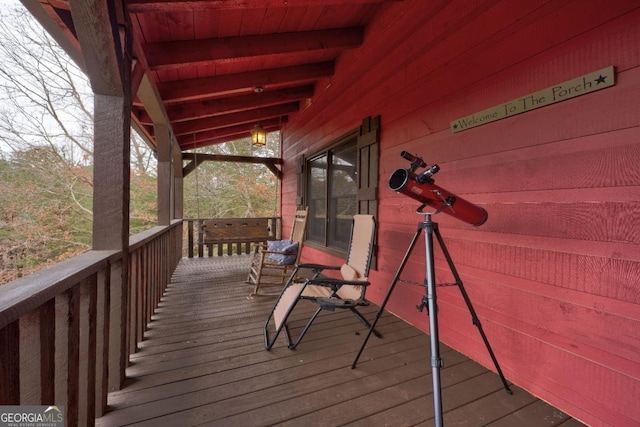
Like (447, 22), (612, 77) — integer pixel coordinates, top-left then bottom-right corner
(288, 207), (309, 244)
(287, 207), (308, 263)
(344, 214), (376, 279)
(338, 215), (376, 300)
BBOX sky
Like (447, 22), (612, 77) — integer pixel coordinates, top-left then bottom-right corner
(0, 0), (95, 158)
(0, 0), (24, 154)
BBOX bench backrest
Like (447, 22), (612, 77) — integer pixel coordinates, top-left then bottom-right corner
(202, 218), (273, 244)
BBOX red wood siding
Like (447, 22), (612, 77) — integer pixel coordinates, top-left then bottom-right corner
(281, 1), (640, 426)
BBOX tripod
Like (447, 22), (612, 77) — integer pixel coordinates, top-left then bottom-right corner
(352, 206), (512, 427)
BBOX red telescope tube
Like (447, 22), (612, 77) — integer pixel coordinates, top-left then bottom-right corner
(388, 168), (488, 226)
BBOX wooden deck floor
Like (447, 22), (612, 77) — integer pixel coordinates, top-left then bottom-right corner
(96, 256), (586, 427)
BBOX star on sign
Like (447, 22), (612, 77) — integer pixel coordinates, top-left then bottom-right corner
(595, 75), (607, 84)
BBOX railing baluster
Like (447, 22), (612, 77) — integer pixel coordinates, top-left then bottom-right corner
(0, 221), (182, 424)
(18, 310), (41, 403)
(40, 300), (55, 404)
(67, 286), (80, 427)
(95, 268), (109, 417)
(0, 321), (20, 404)
(78, 277), (97, 427)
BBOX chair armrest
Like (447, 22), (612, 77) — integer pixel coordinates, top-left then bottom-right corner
(296, 263), (341, 271)
(306, 277), (370, 288)
(260, 250), (299, 266)
(261, 249), (298, 255)
(250, 242), (267, 255)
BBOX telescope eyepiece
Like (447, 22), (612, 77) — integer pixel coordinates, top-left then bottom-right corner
(401, 151), (426, 169)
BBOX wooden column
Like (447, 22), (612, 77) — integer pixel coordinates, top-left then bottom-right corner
(173, 147), (184, 219)
(69, 0), (132, 393)
(156, 124), (171, 225)
(93, 93), (131, 249)
(93, 92), (130, 393)
(137, 69), (179, 223)
(67, 0), (130, 250)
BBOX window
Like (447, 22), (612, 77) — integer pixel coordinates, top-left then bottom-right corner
(298, 116), (380, 256)
(307, 137), (358, 250)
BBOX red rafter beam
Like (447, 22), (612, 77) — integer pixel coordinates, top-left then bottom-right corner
(181, 153), (284, 179)
(143, 28), (363, 70)
(138, 86), (314, 125)
(128, 0), (391, 12)
(157, 62), (333, 104)
(177, 117), (286, 150)
(172, 102), (298, 136)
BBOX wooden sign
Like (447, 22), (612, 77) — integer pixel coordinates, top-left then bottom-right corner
(450, 66), (615, 133)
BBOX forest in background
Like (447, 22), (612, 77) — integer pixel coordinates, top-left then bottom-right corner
(0, 5), (279, 285)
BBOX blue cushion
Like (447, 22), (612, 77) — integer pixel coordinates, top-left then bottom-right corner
(266, 240), (299, 265)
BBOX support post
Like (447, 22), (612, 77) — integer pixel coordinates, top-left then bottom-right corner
(156, 124), (171, 225)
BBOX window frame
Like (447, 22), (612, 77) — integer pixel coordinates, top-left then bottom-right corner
(304, 130), (359, 256)
(297, 116), (379, 262)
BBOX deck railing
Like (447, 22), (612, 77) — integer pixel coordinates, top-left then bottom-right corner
(185, 216), (281, 258)
(0, 220), (182, 427)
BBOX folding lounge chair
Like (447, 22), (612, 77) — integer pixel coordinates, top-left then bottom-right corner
(247, 208), (308, 297)
(264, 214), (379, 350)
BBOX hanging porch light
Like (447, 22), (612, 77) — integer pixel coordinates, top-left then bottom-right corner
(251, 123), (267, 146)
(251, 86), (267, 146)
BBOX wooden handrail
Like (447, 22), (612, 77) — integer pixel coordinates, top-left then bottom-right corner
(0, 221), (183, 426)
(0, 250), (118, 330)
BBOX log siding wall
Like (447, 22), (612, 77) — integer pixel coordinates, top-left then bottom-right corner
(281, 1), (640, 426)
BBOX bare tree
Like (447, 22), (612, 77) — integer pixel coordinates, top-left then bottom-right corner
(183, 135), (280, 220)
(0, 5), (156, 284)
(0, 8), (93, 164)
(0, 4), (279, 284)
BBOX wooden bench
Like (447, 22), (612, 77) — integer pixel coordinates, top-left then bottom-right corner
(201, 218), (276, 256)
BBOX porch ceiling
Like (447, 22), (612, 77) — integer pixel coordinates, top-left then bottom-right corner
(27, 0), (394, 152)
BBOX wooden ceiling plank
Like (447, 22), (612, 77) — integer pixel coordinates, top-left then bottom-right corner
(133, 10), (172, 43)
(239, 8), (268, 36)
(277, 5), (309, 33)
(260, 6), (289, 35)
(193, 8), (221, 39)
(143, 27), (363, 69)
(316, 4), (364, 28)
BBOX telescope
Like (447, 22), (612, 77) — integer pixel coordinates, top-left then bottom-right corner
(356, 152), (510, 427)
(388, 151), (488, 226)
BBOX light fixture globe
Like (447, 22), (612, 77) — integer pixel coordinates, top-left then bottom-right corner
(251, 123), (267, 146)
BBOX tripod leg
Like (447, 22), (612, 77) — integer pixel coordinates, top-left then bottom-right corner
(351, 225), (423, 369)
(433, 225), (512, 394)
(423, 217), (444, 427)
